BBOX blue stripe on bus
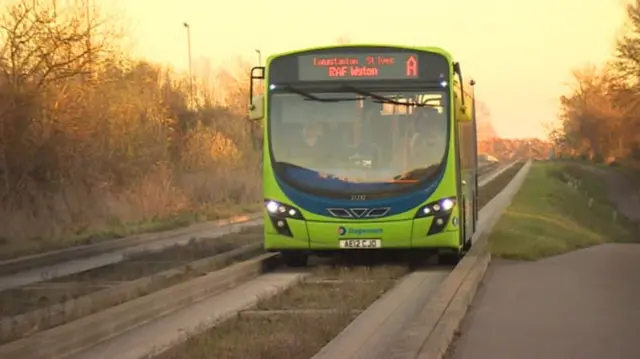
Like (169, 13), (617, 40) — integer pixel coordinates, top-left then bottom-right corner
(272, 165), (447, 218)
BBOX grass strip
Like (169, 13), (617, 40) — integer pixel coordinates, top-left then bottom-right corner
(488, 162), (636, 261)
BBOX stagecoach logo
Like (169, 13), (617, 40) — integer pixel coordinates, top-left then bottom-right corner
(337, 226), (383, 236)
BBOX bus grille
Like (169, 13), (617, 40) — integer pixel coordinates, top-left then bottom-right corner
(327, 207), (391, 218)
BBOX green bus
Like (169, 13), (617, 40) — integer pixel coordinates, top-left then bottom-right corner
(247, 44), (478, 267)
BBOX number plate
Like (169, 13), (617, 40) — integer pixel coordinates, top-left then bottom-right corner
(339, 239), (382, 249)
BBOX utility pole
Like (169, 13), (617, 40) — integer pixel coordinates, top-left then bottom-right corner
(183, 22), (194, 108)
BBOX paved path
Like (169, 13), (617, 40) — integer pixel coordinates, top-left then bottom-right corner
(451, 244), (640, 359)
(450, 164), (640, 359)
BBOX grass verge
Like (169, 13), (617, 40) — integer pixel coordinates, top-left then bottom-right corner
(152, 265), (408, 359)
(488, 162), (636, 261)
(0, 202), (261, 261)
(0, 226), (263, 331)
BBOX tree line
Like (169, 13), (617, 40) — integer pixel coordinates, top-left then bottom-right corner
(552, 0), (640, 168)
(0, 0), (261, 251)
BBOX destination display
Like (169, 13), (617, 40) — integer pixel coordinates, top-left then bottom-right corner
(297, 53), (420, 81)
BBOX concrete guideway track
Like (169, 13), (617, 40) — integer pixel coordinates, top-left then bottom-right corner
(0, 163), (507, 292)
(0, 214), (263, 277)
(0, 253), (293, 359)
(0, 216), (262, 291)
(67, 271), (307, 359)
(1, 162), (523, 359)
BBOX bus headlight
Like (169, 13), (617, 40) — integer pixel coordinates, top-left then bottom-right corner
(264, 199), (304, 220)
(414, 197), (456, 218)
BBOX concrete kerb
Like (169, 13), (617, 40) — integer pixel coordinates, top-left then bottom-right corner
(0, 241), (265, 345)
(389, 161), (532, 359)
(418, 253), (491, 359)
(0, 212), (264, 276)
(0, 252), (280, 359)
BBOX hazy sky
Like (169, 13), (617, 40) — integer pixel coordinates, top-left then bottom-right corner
(103, 0), (626, 139)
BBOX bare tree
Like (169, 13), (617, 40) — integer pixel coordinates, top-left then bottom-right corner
(0, 0), (116, 91)
(0, 0), (120, 198)
(0, 0), (264, 246)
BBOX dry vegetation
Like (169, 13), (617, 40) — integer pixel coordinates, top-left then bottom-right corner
(0, 0), (262, 258)
(550, 0), (640, 172)
(478, 138), (552, 162)
(153, 265), (409, 359)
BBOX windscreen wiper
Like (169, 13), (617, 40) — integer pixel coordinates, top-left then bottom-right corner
(340, 85), (434, 107)
(275, 161), (308, 171)
(393, 164), (440, 181)
(283, 85), (360, 103)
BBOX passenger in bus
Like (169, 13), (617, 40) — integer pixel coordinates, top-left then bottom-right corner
(295, 122), (341, 170)
(408, 107), (446, 169)
(298, 122), (326, 161)
(295, 122), (355, 180)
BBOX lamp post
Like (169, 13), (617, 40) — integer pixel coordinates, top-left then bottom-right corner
(183, 22), (193, 108)
(255, 49), (262, 66)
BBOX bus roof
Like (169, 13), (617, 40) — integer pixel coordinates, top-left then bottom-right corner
(264, 44), (474, 99)
(265, 44), (455, 65)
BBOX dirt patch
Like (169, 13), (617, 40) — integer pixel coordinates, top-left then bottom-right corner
(443, 329), (463, 359)
(160, 312), (357, 359)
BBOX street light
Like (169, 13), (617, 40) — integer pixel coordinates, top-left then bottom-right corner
(183, 22), (193, 108)
(469, 78), (479, 193)
(254, 49), (264, 90)
(255, 49), (262, 66)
